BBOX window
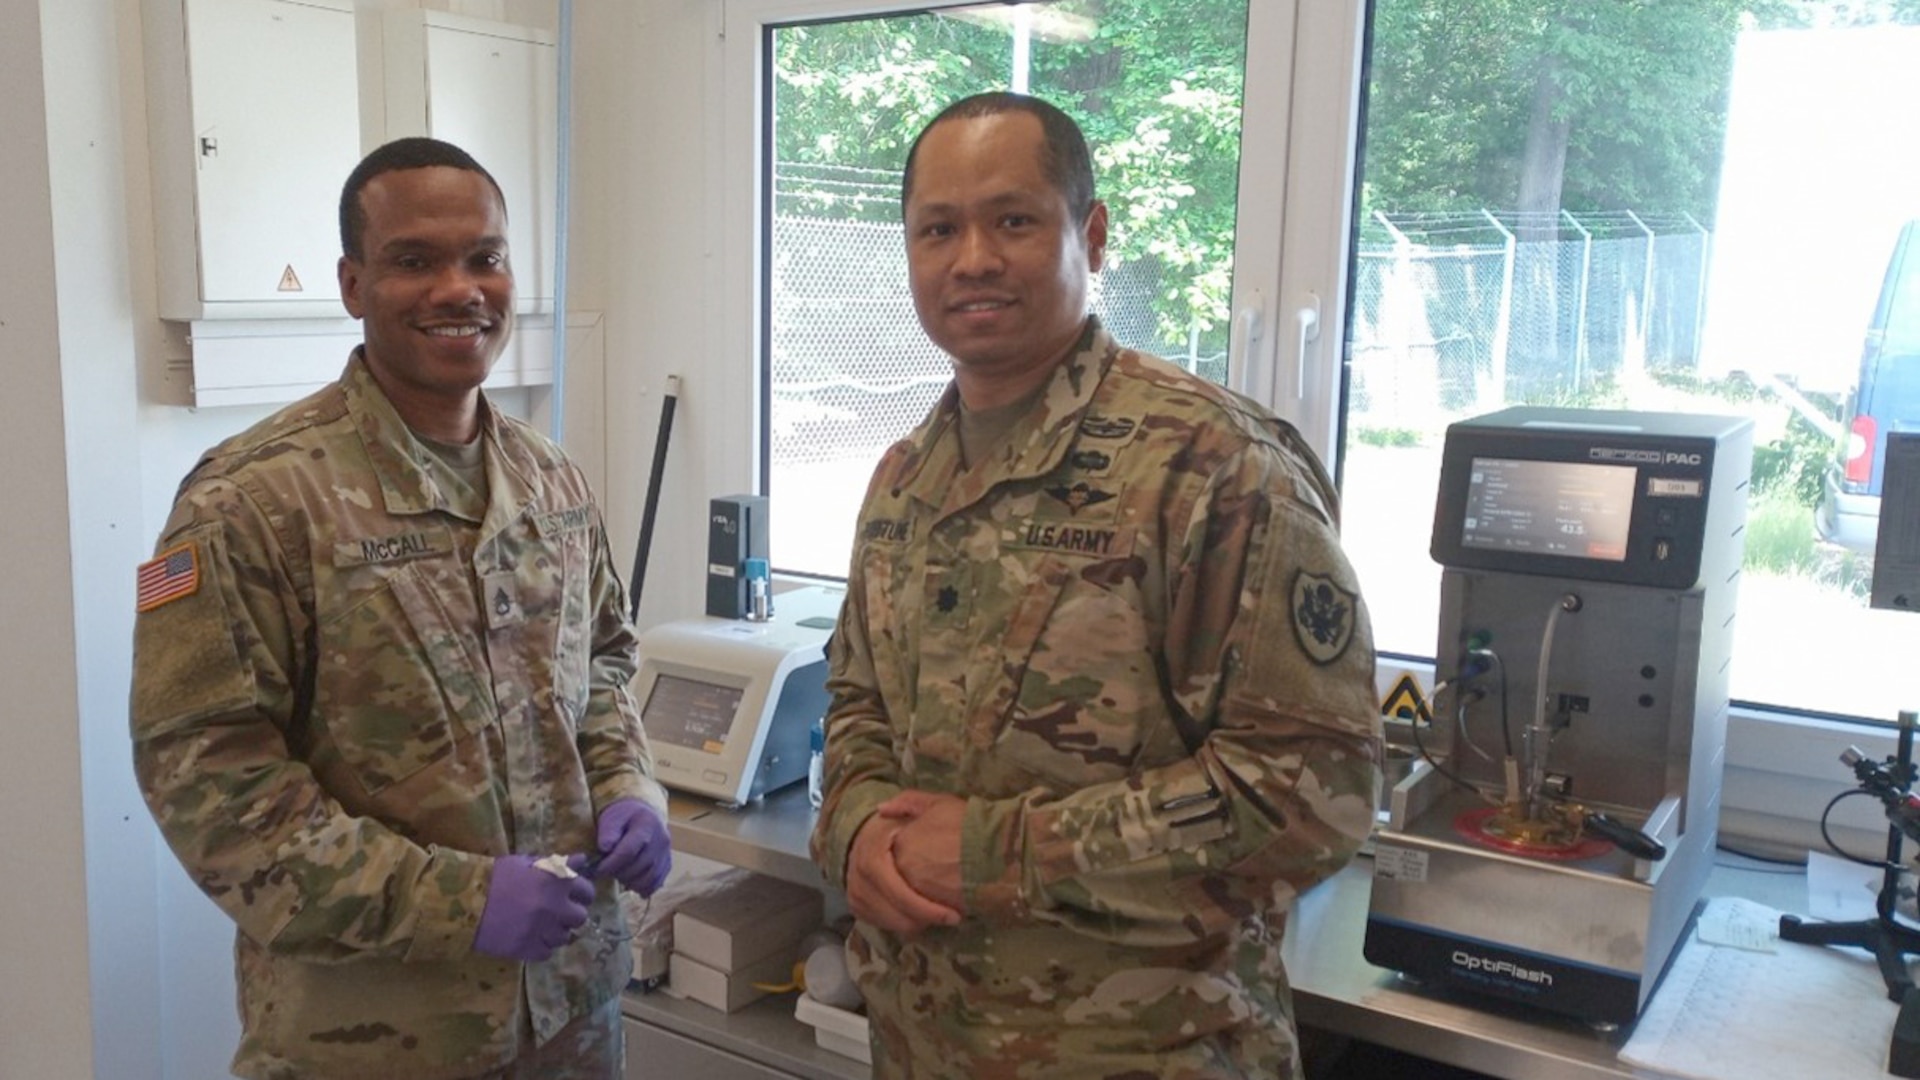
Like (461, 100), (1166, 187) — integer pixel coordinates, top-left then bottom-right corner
(753, 1), (1258, 577)
(1333, 1), (1920, 722)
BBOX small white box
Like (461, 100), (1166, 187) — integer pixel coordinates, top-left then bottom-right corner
(671, 872), (824, 971)
(623, 853), (748, 991)
(668, 949), (797, 1013)
(795, 993), (872, 1064)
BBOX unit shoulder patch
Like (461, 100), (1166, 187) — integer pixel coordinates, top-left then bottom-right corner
(1291, 570), (1356, 665)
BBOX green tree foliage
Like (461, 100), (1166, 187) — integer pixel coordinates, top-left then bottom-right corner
(771, 2), (1250, 350)
(769, 1), (1920, 362)
(1365, 0), (1765, 221)
(1363, 0), (1920, 221)
(773, 12), (1008, 221)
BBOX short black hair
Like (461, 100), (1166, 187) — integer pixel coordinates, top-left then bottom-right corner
(900, 92), (1096, 224)
(338, 137), (506, 261)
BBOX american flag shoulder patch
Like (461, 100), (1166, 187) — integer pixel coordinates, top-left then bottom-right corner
(136, 543), (201, 612)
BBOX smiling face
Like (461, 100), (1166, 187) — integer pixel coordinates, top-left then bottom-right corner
(338, 165), (513, 439)
(904, 111), (1107, 404)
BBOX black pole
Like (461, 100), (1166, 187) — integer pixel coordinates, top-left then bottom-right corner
(630, 375), (680, 623)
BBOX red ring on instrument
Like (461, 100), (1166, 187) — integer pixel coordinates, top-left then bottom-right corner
(1452, 806), (1614, 861)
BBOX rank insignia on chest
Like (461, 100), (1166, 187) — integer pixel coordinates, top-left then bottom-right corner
(1291, 570), (1356, 665)
(936, 585), (960, 613)
(484, 570), (524, 627)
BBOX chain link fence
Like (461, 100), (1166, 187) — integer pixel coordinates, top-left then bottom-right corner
(769, 196), (1209, 467)
(1350, 210), (1712, 433)
(772, 180), (1715, 461)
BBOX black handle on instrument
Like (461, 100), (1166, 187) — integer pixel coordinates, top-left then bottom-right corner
(1584, 811), (1666, 861)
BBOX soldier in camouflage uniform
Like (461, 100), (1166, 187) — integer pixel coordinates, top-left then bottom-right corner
(809, 94), (1382, 1079)
(130, 139), (670, 1079)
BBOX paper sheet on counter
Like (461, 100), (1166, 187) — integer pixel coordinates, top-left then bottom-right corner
(1806, 847), (1920, 923)
(1618, 896), (1899, 1080)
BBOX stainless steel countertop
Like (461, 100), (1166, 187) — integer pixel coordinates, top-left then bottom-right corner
(1284, 852), (1805, 1079)
(662, 784), (827, 890)
(653, 784), (1815, 1080)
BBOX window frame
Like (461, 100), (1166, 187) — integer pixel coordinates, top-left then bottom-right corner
(1281, 0), (1898, 853)
(718, 0), (1890, 852)
(720, 0), (1327, 495)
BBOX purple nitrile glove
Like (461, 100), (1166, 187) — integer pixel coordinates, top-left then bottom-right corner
(473, 854), (596, 962)
(587, 798), (672, 896)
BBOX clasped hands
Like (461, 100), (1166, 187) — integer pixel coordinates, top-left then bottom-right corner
(473, 797), (671, 962)
(845, 789), (968, 936)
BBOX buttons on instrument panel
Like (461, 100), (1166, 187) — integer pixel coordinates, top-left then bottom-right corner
(704, 769), (727, 785)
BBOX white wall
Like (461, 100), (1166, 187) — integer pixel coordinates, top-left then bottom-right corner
(0, 3), (99, 1076)
(585, 0), (739, 631)
(0, 2), (645, 1076)
(52, 4), (178, 1077)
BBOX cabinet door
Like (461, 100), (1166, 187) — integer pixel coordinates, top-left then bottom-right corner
(423, 17), (559, 303)
(185, 0), (359, 306)
(624, 1016), (793, 1080)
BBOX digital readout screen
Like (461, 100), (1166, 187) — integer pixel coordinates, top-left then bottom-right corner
(1460, 457), (1636, 561)
(641, 674), (743, 753)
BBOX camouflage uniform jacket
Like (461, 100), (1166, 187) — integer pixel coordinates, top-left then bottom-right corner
(131, 354), (666, 1079)
(810, 321), (1382, 1079)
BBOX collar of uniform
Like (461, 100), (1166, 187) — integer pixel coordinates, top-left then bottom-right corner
(476, 414), (547, 543)
(340, 349), (504, 520)
(886, 382), (964, 509)
(892, 317), (1114, 516)
(997, 316), (1111, 482)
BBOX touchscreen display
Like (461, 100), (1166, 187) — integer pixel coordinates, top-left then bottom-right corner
(1460, 457), (1635, 561)
(642, 674), (743, 753)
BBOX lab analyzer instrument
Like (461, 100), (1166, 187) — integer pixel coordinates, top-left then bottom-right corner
(1365, 407), (1752, 1026)
(634, 584), (842, 808)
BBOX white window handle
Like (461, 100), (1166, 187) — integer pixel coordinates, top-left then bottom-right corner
(1229, 296), (1265, 399)
(1295, 294), (1321, 401)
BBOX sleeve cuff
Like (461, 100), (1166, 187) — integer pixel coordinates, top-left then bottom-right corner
(814, 781), (903, 887)
(402, 846), (492, 962)
(961, 796), (1032, 923)
(595, 775), (670, 821)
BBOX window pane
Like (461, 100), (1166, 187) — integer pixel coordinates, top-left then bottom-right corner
(765, 1), (1249, 577)
(1343, 2), (1920, 720)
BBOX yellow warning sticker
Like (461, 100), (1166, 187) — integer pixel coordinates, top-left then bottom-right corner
(1380, 673), (1432, 725)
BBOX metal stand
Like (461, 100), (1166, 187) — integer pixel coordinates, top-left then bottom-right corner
(1779, 711), (1920, 1002)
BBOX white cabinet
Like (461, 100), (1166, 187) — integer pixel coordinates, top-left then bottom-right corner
(382, 10), (559, 305)
(143, 0), (360, 320)
(142, 1), (569, 406)
(624, 1015), (794, 1080)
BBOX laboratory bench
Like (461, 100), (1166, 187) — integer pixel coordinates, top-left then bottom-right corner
(622, 787), (862, 1080)
(622, 785), (1812, 1080)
